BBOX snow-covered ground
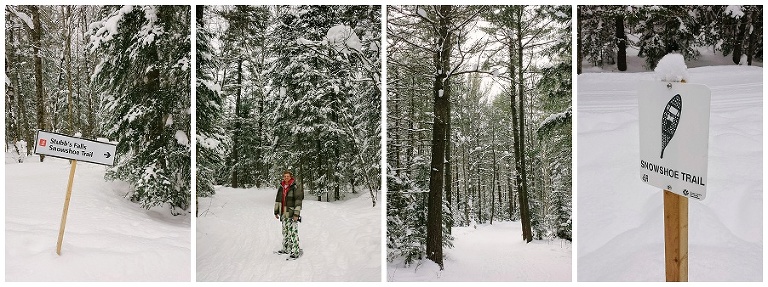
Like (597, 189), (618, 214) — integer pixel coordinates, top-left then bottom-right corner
(196, 186), (381, 281)
(387, 222), (572, 281)
(4, 155), (191, 281)
(577, 56), (762, 280)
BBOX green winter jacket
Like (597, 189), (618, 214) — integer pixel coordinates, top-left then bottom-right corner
(274, 181), (303, 218)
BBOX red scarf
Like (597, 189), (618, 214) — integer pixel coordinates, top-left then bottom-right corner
(280, 178), (294, 213)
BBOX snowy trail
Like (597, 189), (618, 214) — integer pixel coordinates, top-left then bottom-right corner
(196, 187), (381, 281)
(577, 65), (762, 281)
(5, 156), (191, 281)
(388, 221), (571, 281)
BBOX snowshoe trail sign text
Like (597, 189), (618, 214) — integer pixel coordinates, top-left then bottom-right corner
(638, 82), (711, 200)
(34, 130), (117, 166)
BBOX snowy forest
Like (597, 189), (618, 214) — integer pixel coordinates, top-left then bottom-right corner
(196, 5), (381, 211)
(386, 5), (572, 270)
(5, 5), (191, 215)
(578, 5), (763, 72)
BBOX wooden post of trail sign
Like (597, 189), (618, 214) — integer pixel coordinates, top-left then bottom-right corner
(33, 130), (117, 255)
(57, 160), (77, 255)
(663, 189), (688, 281)
(638, 81), (710, 282)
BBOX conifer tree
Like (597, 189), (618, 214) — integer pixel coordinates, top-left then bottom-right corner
(266, 6), (376, 200)
(90, 5), (191, 214)
(196, 5), (225, 210)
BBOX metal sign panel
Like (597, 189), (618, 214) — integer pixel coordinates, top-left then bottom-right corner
(638, 82), (711, 200)
(33, 130), (117, 166)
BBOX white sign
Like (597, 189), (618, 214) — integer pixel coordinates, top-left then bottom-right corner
(638, 82), (711, 200)
(33, 130), (117, 166)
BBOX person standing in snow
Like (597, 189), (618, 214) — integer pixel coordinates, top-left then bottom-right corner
(274, 170), (303, 259)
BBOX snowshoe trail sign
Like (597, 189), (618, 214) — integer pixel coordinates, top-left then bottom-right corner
(34, 130), (117, 166)
(638, 82), (711, 200)
(32, 130), (117, 255)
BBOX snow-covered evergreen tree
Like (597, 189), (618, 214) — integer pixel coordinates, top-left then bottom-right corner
(196, 6), (225, 206)
(633, 6), (701, 68)
(90, 5), (191, 215)
(266, 6), (378, 200)
(537, 5), (572, 241)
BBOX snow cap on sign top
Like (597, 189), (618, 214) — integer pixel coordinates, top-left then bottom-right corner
(654, 53), (689, 82)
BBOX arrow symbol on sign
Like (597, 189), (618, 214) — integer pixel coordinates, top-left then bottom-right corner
(104, 152), (111, 158)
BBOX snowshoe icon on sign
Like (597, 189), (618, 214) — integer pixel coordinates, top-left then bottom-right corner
(661, 94), (682, 159)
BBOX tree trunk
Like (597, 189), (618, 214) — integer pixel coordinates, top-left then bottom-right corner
(497, 182), (503, 221)
(426, 5), (452, 270)
(508, 28), (522, 226)
(6, 54), (17, 143)
(196, 5), (204, 26)
(515, 7), (533, 243)
(616, 14), (627, 71)
(455, 167), (461, 225)
(334, 145), (340, 201)
(73, 7), (83, 135)
(508, 160), (515, 220)
(31, 6), (47, 162)
(407, 77), (416, 178)
(577, 7), (582, 74)
(53, 51), (66, 131)
(733, 16), (747, 64)
(231, 59), (243, 188)
(6, 24), (20, 144)
(256, 31), (267, 187)
(83, 9), (94, 139)
(14, 26), (31, 150)
(490, 122), (497, 224)
(462, 143), (470, 225)
(444, 88), (453, 234)
(476, 163), (482, 223)
(65, 6), (75, 134)
(746, 9), (756, 66)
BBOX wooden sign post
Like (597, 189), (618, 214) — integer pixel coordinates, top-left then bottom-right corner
(56, 160), (78, 255)
(663, 189), (688, 281)
(33, 130), (117, 255)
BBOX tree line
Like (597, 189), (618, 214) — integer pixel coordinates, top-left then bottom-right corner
(578, 5), (763, 72)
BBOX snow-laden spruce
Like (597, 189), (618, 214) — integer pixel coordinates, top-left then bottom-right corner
(90, 5), (191, 215)
(195, 7), (225, 201)
(265, 6), (381, 201)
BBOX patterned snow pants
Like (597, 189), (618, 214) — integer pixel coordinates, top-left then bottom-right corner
(281, 216), (301, 255)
